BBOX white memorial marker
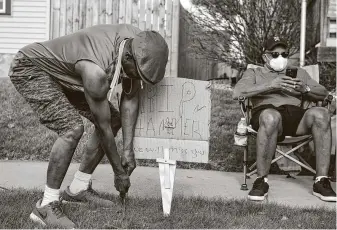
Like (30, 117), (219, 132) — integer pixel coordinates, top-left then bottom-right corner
(156, 148), (176, 216)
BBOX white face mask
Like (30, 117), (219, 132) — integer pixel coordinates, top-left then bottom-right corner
(265, 55), (288, 72)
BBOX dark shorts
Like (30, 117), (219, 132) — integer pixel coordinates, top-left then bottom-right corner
(9, 52), (121, 137)
(250, 104), (307, 141)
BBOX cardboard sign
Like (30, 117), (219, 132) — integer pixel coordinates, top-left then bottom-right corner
(133, 78), (211, 163)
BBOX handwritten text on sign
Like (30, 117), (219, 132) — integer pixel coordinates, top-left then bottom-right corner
(133, 78), (211, 163)
(135, 78), (211, 141)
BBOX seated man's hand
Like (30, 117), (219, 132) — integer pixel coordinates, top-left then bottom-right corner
(114, 173), (130, 194)
(290, 78), (307, 93)
(269, 76), (303, 96)
(121, 150), (137, 176)
(281, 77), (307, 96)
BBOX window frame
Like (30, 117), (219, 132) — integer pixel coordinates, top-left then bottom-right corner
(329, 32), (337, 38)
(0, 0), (11, 16)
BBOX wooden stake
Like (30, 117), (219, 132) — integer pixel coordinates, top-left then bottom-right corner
(156, 148), (176, 216)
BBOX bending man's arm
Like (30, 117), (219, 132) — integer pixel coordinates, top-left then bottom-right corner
(78, 61), (126, 177)
(120, 79), (140, 176)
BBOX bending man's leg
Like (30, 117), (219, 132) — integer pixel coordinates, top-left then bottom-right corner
(68, 128), (104, 194)
(10, 56), (84, 227)
(41, 126), (84, 206)
(64, 125), (122, 206)
(47, 126), (84, 188)
(79, 128), (103, 174)
(65, 102), (121, 204)
(256, 109), (283, 177)
(69, 118), (121, 192)
(68, 96), (122, 179)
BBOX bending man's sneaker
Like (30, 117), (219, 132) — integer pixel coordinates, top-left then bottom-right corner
(29, 199), (75, 228)
(313, 177), (336, 202)
(61, 183), (114, 207)
(248, 176), (269, 201)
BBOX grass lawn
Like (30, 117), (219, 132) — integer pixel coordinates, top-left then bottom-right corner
(0, 188), (335, 229)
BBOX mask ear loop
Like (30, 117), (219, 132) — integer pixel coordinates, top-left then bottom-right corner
(263, 53), (274, 70)
(108, 39), (127, 101)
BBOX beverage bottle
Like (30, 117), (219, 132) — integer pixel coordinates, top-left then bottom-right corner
(234, 118), (248, 146)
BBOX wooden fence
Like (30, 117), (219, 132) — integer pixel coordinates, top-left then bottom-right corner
(50, 0), (180, 78)
(178, 6), (217, 81)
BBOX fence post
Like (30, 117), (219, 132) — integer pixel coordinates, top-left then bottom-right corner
(170, 0), (180, 78)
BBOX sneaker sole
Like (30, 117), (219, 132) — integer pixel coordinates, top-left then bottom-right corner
(313, 192), (337, 202)
(61, 199), (86, 204)
(248, 193), (268, 201)
(29, 212), (46, 226)
(62, 199), (114, 208)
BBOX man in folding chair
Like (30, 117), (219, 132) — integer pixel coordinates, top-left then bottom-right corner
(233, 36), (336, 202)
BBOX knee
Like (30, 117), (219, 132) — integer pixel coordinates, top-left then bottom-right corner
(259, 109), (282, 130)
(308, 108), (330, 128)
(61, 125), (84, 144)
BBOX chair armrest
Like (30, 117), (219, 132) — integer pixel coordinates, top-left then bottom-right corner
(302, 94), (333, 110)
(237, 96), (252, 121)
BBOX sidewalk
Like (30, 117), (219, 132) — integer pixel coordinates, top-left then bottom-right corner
(0, 161), (335, 210)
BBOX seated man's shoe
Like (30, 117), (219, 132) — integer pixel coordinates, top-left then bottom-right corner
(61, 182), (114, 207)
(313, 177), (336, 202)
(248, 176), (269, 201)
(29, 199), (75, 229)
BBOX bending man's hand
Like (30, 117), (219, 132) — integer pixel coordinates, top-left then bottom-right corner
(121, 150), (136, 176)
(114, 173), (130, 194)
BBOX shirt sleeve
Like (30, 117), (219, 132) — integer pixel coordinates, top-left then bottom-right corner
(233, 68), (256, 98)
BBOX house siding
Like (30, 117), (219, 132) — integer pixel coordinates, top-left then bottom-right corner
(0, 0), (50, 76)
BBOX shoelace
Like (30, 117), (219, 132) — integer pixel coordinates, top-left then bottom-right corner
(87, 180), (99, 196)
(87, 187), (99, 196)
(50, 201), (64, 219)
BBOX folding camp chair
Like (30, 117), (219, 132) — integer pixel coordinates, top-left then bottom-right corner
(237, 91), (333, 191)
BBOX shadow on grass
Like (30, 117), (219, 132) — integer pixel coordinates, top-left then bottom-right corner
(0, 188), (335, 229)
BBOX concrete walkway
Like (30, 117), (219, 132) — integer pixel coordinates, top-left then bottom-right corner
(0, 161), (335, 210)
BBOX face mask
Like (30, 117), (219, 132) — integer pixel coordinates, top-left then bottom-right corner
(265, 54), (288, 72)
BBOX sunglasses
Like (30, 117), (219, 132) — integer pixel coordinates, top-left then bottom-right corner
(266, 52), (289, 58)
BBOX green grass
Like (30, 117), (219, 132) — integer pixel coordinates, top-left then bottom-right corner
(0, 188), (335, 229)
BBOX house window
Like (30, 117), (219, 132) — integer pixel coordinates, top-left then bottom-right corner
(330, 19), (337, 24)
(0, 0), (11, 15)
(329, 32), (337, 38)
